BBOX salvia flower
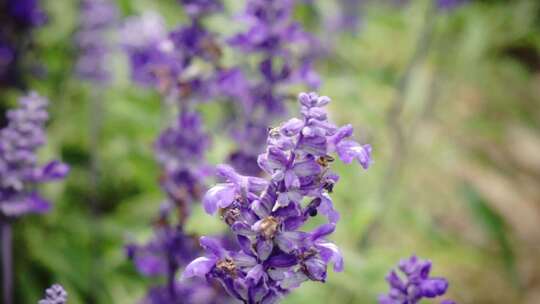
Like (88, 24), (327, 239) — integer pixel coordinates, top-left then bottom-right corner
(155, 110), (211, 220)
(0, 92), (69, 217)
(120, 11), (171, 88)
(124, 4), (227, 302)
(38, 284), (67, 304)
(379, 255), (454, 304)
(75, 0), (118, 83)
(183, 92), (371, 303)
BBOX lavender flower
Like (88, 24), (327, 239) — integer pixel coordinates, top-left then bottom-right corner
(124, 7), (227, 297)
(155, 110), (211, 219)
(182, 92), (371, 303)
(38, 284), (67, 304)
(75, 0), (118, 83)
(120, 12), (171, 89)
(5, 0), (47, 27)
(0, 92), (69, 217)
(379, 255), (454, 304)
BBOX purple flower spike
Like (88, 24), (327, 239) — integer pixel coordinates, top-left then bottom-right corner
(38, 284), (67, 304)
(75, 0), (118, 83)
(379, 255), (455, 304)
(0, 92), (69, 217)
(183, 92), (371, 302)
(121, 8), (221, 97)
(123, 4), (232, 302)
(1, 0), (48, 88)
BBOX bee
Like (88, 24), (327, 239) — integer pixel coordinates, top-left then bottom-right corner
(322, 180), (335, 193)
(268, 127), (280, 138)
(316, 155), (335, 167)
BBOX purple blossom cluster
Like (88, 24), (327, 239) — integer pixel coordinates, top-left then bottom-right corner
(125, 84), (228, 303)
(379, 255), (454, 304)
(219, 0), (321, 175)
(0, 92), (69, 217)
(0, 0), (47, 87)
(182, 92), (371, 303)
(38, 284), (67, 304)
(75, 0), (118, 83)
(121, 6), (221, 98)
(155, 110), (210, 215)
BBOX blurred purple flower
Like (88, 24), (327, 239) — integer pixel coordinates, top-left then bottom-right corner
(0, 0), (48, 87)
(38, 284), (67, 304)
(379, 255), (453, 304)
(6, 0), (47, 27)
(0, 92), (69, 217)
(75, 0), (118, 83)
(155, 110), (211, 219)
(121, 11), (221, 97)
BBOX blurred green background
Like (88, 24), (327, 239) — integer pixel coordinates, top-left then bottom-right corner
(4, 0), (540, 303)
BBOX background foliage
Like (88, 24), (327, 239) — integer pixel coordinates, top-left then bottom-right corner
(3, 0), (540, 303)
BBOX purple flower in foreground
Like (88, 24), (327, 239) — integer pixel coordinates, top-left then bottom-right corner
(38, 284), (67, 304)
(124, 5), (228, 302)
(183, 92), (371, 303)
(379, 255), (454, 304)
(0, 92), (69, 217)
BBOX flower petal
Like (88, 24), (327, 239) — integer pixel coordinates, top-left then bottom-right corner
(181, 257), (216, 279)
(316, 241), (344, 272)
(203, 183), (236, 214)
